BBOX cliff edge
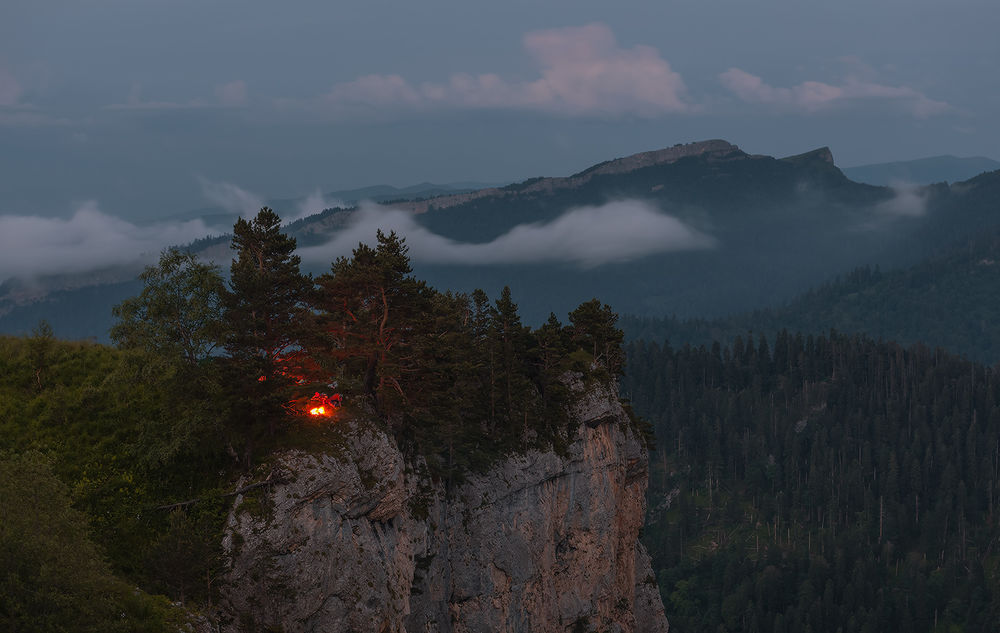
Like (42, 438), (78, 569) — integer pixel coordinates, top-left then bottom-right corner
(216, 376), (668, 633)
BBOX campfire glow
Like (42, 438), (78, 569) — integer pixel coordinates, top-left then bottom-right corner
(302, 391), (341, 419)
(268, 355), (343, 419)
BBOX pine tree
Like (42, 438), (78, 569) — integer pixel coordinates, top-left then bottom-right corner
(224, 207), (311, 445)
(312, 230), (426, 417)
(490, 286), (536, 443)
(568, 298), (625, 375)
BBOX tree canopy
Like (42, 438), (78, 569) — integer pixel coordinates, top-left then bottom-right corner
(224, 207), (312, 372)
(311, 230), (427, 415)
(625, 332), (1000, 633)
(106, 208), (635, 479)
(224, 207), (312, 445)
(110, 248), (226, 364)
(0, 450), (182, 632)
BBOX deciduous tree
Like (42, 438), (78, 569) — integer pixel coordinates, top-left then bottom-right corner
(111, 248), (226, 364)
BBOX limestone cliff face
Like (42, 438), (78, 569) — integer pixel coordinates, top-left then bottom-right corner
(216, 377), (668, 633)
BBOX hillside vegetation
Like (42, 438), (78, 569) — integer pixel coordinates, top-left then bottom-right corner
(0, 335), (211, 631)
(622, 230), (1000, 364)
(624, 333), (1000, 633)
(843, 155), (1000, 186)
(0, 209), (635, 627)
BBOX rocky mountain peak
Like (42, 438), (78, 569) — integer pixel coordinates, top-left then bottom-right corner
(578, 139), (743, 178)
(388, 139), (744, 214)
(781, 146), (835, 165)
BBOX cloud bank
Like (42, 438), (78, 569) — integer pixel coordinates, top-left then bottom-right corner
(0, 66), (23, 107)
(876, 183), (928, 217)
(719, 68), (949, 118)
(298, 200), (713, 268)
(0, 198), (712, 284)
(322, 24), (688, 117)
(199, 181), (342, 225)
(199, 179), (265, 217)
(107, 80), (249, 111)
(0, 202), (215, 282)
(214, 80), (248, 107)
(286, 190), (344, 224)
(0, 65), (66, 127)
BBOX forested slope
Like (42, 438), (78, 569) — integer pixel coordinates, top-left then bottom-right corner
(622, 229), (1000, 364)
(0, 335), (211, 631)
(623, 333), (1000, 633)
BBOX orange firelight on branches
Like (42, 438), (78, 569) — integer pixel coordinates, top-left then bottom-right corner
(304, 392), (342, 418)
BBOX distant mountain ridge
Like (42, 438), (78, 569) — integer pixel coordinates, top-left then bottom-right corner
(387, 139), (745, 214)
(780, 146), (835, 165)
(5, 139), (1000, 343)
(622, 228), (1000, 363)
(843, 154), (1000, 185)
(166, 181), (493, 226)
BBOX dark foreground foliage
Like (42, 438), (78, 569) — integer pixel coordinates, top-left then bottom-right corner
(0, 341), (197, 631)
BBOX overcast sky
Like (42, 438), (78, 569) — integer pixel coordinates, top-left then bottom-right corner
(1, 0), (997, 221)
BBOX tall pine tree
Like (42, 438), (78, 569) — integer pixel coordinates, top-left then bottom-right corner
(311, 230), (427, 418)
(224, 207), (311, 447)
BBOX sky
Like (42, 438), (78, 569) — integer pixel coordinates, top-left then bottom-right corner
(1, 0), (997, 225)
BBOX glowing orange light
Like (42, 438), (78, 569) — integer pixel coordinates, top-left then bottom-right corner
(258, 375), (267, 382)
(309, 406), (326, 416)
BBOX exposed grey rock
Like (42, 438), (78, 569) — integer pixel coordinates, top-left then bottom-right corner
(216, 378), (668, 633)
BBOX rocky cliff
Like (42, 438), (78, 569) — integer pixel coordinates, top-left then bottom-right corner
(216, 377), (668, 633)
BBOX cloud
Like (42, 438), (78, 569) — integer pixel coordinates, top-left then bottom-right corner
(719, 67), (950, 118)
(106, 83), (206, 111)
(215, 80), (248, 107)
(107, 80), (249, 110)
(199, 179), (264, 217)
(200, 181), (340, 225)
(0, 66), (23, 107)
(321, 24), (689, 117)
(0, 197), (709, 284)
(298, 199), (713, 269)
(0, 202), (215, 282)
(0, 109), (71, 127)
(286, 190), (344, 224)
(0, 65), (68, 127)
(876, 182), (928, 217)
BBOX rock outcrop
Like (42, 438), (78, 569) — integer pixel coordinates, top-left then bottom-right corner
(217, 377), (668, 633)
(780, 146), (836, 165)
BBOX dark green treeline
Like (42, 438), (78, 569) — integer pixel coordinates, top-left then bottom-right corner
(624, 332), (1000, 633)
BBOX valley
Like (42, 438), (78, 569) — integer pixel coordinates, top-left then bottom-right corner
(4, 139), (1000, 633)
